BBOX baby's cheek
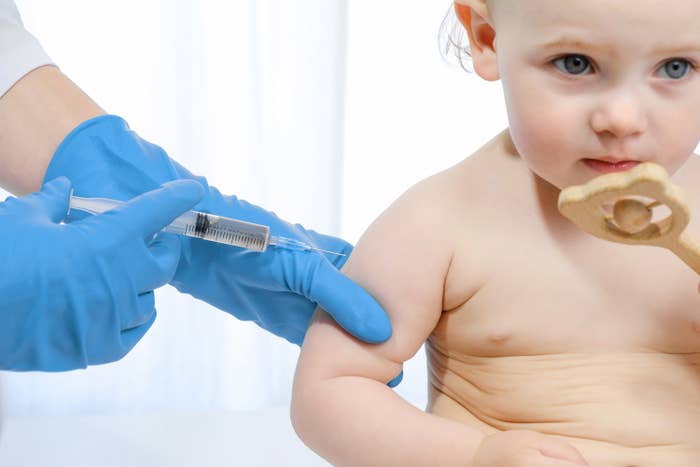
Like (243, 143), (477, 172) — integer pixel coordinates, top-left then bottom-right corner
(508, 99), (576, 168)
(502, 76), (590, 186)
(660, 111), (700, 171)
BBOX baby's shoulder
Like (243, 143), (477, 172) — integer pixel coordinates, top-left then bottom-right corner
(376, 131), (528, 258)
(410, 142), (529, 223)
(391, 155), (493, 231)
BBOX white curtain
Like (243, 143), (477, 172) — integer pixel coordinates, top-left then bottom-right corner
(1, 0), (510, 420)
(1, 0), (350, 416)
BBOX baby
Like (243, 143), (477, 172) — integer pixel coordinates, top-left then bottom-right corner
(291, 1), (700, 466)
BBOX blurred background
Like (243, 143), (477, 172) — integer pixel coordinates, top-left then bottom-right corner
(0, 0), (507, 465)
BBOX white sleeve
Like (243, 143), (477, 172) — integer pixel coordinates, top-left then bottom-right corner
(0, 0), (53, 97)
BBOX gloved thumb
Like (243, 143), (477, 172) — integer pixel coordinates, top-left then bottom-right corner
(98, 180), (204, 240)
(27, 176), (73, 223)
(387, 370), (403, 388)
(305, 258), (392, 344)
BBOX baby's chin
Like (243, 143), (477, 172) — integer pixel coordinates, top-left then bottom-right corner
(522, 164), (586, 193)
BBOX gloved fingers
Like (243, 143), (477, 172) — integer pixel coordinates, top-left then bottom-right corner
(120, 291), (157, 331)
(20, 176), (73, 222)
(234, 289), (313, 345)
(118, 309), (157, 355)
(304, 257), (392, 344)
(95, 179), (204, 241)
(303, 229), (354, 268)
(265, 323), (306, 347)
(137, 233), (183, 293)
(387, 370), (404, 388)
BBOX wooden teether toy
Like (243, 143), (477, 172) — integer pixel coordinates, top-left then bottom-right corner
(558, 162), (700, 274)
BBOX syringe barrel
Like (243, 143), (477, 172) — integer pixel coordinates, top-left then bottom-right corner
(164, 210), (271, 252)
(70, 195), (271, 252)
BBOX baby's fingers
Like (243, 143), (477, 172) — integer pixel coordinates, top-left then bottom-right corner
(536, 437), (590, 466)
(532, 459), (591, 467)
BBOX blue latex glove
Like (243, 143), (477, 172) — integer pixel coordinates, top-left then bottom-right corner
(43, 116), (394, 349)
(0, 176), (204, 371)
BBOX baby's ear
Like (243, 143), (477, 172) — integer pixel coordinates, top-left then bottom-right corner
(453, 1), (499, 81)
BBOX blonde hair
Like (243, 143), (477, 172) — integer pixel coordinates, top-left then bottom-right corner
(438, 4), (473, 73)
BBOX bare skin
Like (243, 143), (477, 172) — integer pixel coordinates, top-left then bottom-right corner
(428, 130), (700, 466)
(293, 128), (700, 467)
(5, 0), (690, 465)
(292, 0), (700, 459)
(0, 65), (103, 195)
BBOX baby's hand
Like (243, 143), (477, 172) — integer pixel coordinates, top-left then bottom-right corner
(472, 430), (590, 467)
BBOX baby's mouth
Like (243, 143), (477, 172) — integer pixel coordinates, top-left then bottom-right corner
(582, 158), (641, 174)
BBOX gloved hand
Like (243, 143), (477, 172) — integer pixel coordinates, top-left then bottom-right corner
(43, 115), (394, 348)
(0, 176), (204, 371)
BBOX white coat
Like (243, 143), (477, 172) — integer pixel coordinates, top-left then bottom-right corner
(0, 0), (52, 97)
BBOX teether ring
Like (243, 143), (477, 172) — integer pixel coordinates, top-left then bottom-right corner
(558, 162), (700, 274)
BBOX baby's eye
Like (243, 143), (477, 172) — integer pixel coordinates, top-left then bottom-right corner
(657, 59), (693, 80)
(552, 54), (592, 76)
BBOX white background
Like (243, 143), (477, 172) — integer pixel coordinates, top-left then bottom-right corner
(0, 1), (508, 465)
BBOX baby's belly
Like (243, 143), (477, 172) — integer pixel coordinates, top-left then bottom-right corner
(427, 341), (700, 467)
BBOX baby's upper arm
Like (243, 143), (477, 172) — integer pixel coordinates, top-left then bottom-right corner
(296, 176), (455, 384)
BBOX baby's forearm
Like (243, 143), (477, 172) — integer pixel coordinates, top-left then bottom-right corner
(292, 376), (485, 466)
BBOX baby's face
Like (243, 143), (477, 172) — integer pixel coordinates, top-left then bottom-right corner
(489, 0), (700, 189)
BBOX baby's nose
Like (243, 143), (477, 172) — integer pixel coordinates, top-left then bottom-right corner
(589, 94), (648, 138)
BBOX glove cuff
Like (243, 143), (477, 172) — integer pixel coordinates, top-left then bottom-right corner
(45, 114), (128, 184)
(44, 114), (190, 197)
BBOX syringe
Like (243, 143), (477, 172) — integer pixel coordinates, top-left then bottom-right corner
(68, 194), (346, 256)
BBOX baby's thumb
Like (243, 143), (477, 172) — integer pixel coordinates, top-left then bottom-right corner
(537, 460), (591, 467)
(537, 437), (590, 466)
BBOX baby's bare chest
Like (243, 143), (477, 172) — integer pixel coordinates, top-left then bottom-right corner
(437, 211), (700, 358)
